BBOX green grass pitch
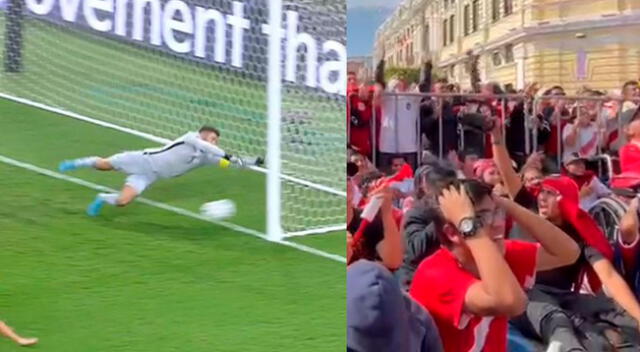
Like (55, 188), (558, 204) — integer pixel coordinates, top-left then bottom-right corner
(0, 99), (345, 351)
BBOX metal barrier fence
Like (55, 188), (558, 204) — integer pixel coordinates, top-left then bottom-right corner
(349, 92), (640, 171)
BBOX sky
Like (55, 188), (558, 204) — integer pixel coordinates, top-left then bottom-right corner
(347, 0), (403, 57)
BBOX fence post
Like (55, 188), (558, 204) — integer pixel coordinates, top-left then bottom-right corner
(438, 97), (443, 158)
(532, 97), (539, 152)
(557, 98), (565, 168)
(372, 98), (377, 167)
(394, 94), (399, 167)
(417, 95), (422, 166)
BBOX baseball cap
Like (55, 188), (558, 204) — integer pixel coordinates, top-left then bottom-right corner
(563, 152), (587, 166)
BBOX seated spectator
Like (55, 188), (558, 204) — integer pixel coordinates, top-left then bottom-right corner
(348, 184), (403, 269)
(521, 165), (544, 194)
(620, 110), (640, 173)
(388, 156), (414, 209)
(562, 153), (611, 211)
(350, 152), (375, 190)
(396, 157), (459, 290)
(513, 177), (640, 351)
(506, 154), (546, 242)
(409, 180), (580, 352)
(347, 260), (443, 352)
(492, 123), (640, 351)
(356, 169), (385, 206)
(452, 149), (480, 179)
(523, 149), (545, 169)
(473, 158), (508, 196)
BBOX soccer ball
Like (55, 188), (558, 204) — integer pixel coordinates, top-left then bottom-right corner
(200, 199), (237, 220)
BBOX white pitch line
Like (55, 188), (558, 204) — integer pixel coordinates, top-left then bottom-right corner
(0, 154), (346, 263)
(0, 92), (347, 198)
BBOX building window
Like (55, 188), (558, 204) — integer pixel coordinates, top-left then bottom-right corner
(492, 51), (502, 67)
(504, 0), (513, 16)
(505, 44), (514, 63)
(472, 0), (480, 32)
(443, 19), (448, 45)
(492, 0), (500, 22)
(449, 15), (455, 43)
(444, 0), (449, 9)
(449, 65), (456, 79)
(464, 4), (470, 36)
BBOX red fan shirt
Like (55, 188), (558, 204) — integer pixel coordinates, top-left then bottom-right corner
(410, 240), (538, 352)
(620, 142), (640, 173)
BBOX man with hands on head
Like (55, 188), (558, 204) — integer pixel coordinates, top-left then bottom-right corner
(409, 178), (579, 352)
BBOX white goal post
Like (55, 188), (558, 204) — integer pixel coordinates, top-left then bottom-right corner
(0, 0), (346, 240)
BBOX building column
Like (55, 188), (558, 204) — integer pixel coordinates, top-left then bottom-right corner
(513, 43), (527, 89)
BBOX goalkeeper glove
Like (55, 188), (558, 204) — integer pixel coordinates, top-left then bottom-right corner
(229, 155), (246, 168)
(227, 156), (264, 168)
(233, 156), (264, 167)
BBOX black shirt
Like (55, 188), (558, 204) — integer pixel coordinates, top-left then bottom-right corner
(513, 187), (604, 291)
(395, 203), (441, 290)
(536, 224), (604, 290)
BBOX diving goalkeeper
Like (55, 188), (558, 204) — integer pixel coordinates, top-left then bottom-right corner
(58, 126), (263, 216)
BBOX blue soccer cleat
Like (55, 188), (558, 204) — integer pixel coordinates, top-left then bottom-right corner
(86, 197), (105, 217)
(58, 160), (78, 172)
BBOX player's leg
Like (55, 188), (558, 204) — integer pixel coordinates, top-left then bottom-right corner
(87, 174), (155, 216)
(59, 156), (111, 172)
(0, 320), (38, 346)
(98, 185), (138, 207)
(59, 150), (147, 173)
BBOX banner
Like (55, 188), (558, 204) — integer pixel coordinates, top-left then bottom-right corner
(17, 0), (346, 95)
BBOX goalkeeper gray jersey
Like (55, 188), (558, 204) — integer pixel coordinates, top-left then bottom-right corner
(144, 132), (225, 178)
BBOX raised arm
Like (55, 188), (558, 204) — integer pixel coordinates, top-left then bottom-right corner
(620, 198), (639, 246)
(490, 122), (523, 198)
(592, 257), (640, 328)
(418, 60), (433, 93)
(563, 122), (579, 148)
(495, 197), (580, 271)
(372, 186), (404, 270)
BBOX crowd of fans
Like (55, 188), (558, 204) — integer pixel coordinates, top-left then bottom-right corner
(347, 60), (640, 352)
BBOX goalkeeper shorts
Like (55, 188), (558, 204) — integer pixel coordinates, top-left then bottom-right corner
(108, 151), (158, 194)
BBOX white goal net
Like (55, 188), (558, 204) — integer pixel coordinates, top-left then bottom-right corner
(0, 0), (346, 238)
